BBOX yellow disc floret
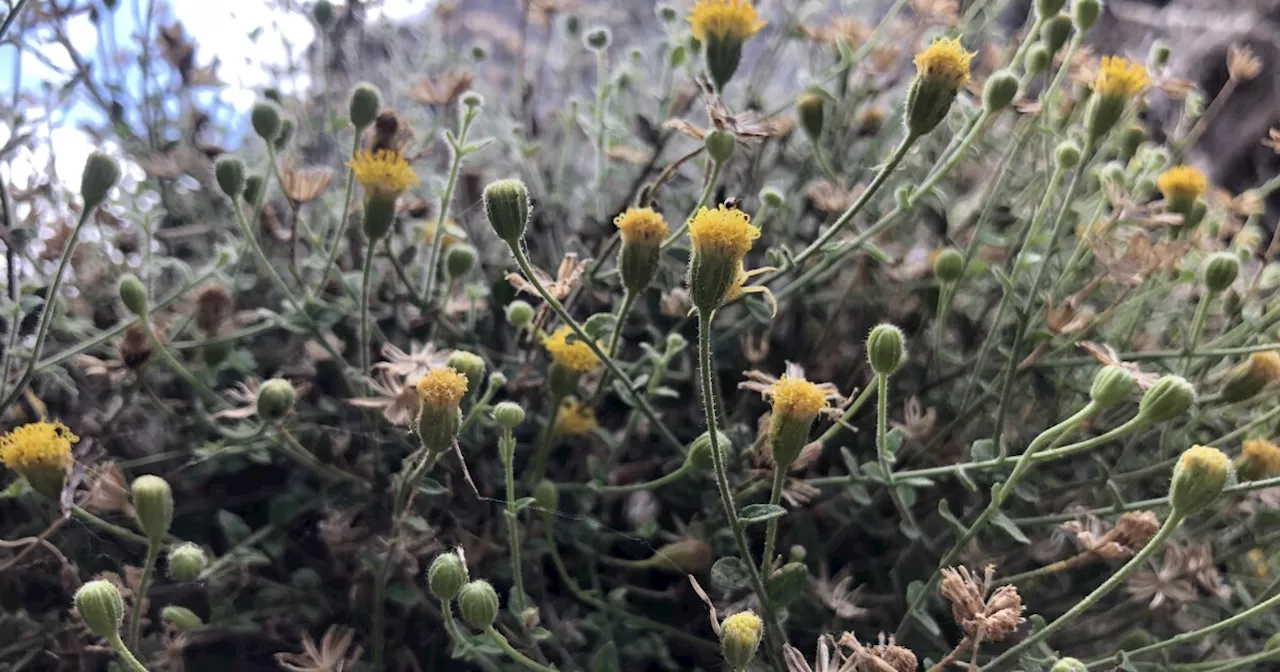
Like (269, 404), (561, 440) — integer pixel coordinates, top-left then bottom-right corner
(1157, 165), (1208, 203)
(688, 205), (760, 261)
(615, 207), (670, 246)
(1093, 56), (1151, 101)
(347, 149), (419, 200)
(689, 0), (766, 43)
(767, 376), (829, 424)
(543, 326), (601, 374)
(913, 37), (974, 90)
(0, 421), (77, 472)
(555, 399), (598, 436)
(415, 367), (469, 409)
(1242, 438), (1280, 479)
(1248, 351), (1280, 381)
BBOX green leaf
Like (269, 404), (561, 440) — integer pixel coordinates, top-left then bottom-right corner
(970, 439), (996, 463)
(956, 467), (978, 492)
(990, 512), (1031, 544)
(217, 510), (252, 545)
(899, 519), (921, 540)
(766, 562), (809, 606)
(938, 500), (968, 537)
(844, 483), (871, 506)
(883, 428), (905, 459)
(418, 478), (450, 496)
(711, 557), (750, 592)
(582, 313), (616, 339)
(591, 641), (619, 672)
(513, 496), (538, 513)
(738, 503), (787, 525)
(897, 476), (936, 488)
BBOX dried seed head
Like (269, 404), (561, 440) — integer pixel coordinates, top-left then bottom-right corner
(119, 323), (155, 369)
(193, 284), (234, 335)
(870, 642), (918, 672)
(1114, 511), (1160, 551)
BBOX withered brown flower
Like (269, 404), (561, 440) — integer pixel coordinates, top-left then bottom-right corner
(281, 162), (335, 205)
(939, 565), (1026, 643)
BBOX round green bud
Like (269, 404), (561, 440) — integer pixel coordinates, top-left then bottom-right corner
(1026, 44), (1052, 74)
(427, 551), (469, 601)
(983, 69), (1020, 112)
(1040, 14), (1074, 54)
(932, 247), (964, 283)
(1148, 40), (1171, 69)
(483, 178), (531, 244)
(457, 580), (500, 630)
(118, 274), (148, 317)
(866, 323), (906, 376)
(657, 4), (678, 22)
(720, 611), (764, 671)
(705, 129), (736, 164)
(1201, 251), (1239, 294)
(80, 152), (121, 211)
(167, 543), (208, 582)
(1090, 365), (1136, 407)
(263, 88), (282, 104)
(796, 93), (825, 141)
(760, 186), (783, 209)
(215, 156), (246, 197)
(1100, 162), (1126, 188)
(461, 91), (484, 110)
(250, 102), (282, 142)
(488, 371), (508, 389)
(647, 539), (713, 574)
(492, 401), (526, 429)
(1169, 445), (1233, 515)
(349, 83), (381, 130)
(1036, 0), (1067, 16)
(505, 300), (535, 328)
(445, 244), (478, 280)
(312, 0), (335, 28)
(1072, 0), (1101, 31)
(1050, 658), (1087, 672)
(1139, 375), (1195, 423)
(131, 475), (173, 544)
(585, 27), (612, 51)
(471, 44), (487, 61)
(564, 15), (581, 37)
(534, 479), (559, 512)
(74, 580), (125, 638)
(446, 351), (486, 394)
(273, 118), (295, 151)
(161, 605), (203, 630)
(665, 332), (688, 353)
(243, 174), (266, 205)
(687, 430), (731, 472)
(257, 378), (297, 422)
(1055, 140), (1082, 169)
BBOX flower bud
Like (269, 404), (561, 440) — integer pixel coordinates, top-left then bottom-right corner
(250, 102), (282, 142)
(243, 174), (266, 205)
(257, 378), (297, 422)
(932, 247), (964, 283)
(1119, 123), (1146, 162)
(1053, 140), (1082, 170)
(415, 368), (468, 453)
(349, 83), (381, 130)
(686, 430), (731, 472)
(796, 93), (825, 141)
(1036, 0), (1067, 16)
(505, 300), (534, 328)
(273, 118), (295, 151)
(867, 323), (906, 376)
(645, 538), (713, 573)
(132, 475), (172, 544)
(74, 580), (125, 638)
(488, 371), (507, 389)
(446, 351), (485, 395)
(1100, 161), (1126, 188)
(80, 152), (121, 211)
(1072, 0), (1100, 31)
(548, 362), (582, 399)
(1026, 44), (1052, 74)
(1139, 375), (1195, 423)
(457, 579), (500, 630)
(534, 479), (559, 512)
(428, 551), (469, 601)
(615, 207), (668, 294)
(1040, 14), (1074, 54)
(983, 69), (1020, 112)
(118, 274), (148, 317)
(1201, 252), (1239, 294)
(168, 543), (208, 582)
(483, 179), (531, 244)
(585, 27), (611, 50)
(161, 605), (203, 630)
(657, 4), (677, 22)
(215, 157), (245, 198)
(312, 0), (335, 28)
(1050, 659), (1087, 672)
(905, 38), (974, 137)
(491, 402), (525, 429)
(720, 611), (764, 671)
(461, 92), (483, 110)
(1149, 40), (1171, 69)
(1236, 439), (1280, 482)
(1090, 365), (1136, 407)
(1169, 445), (1233, 516)
(760, 186), (783, 208)
(1219, 352), (1280, 403)
(705, 129), (736, 164)
(445, 244), (478, 280)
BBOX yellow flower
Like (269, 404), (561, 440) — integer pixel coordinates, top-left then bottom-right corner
(415, 367), (469, 409)
(1170, 445), (1232, 514)
(543, 326), (601, 374)
(1249, 351), (1280, 380)
(614, 207), (669, 246)
(1241, 438), (1280, 480)
(347, 149), (418, 200)
(1093, 56), (1150, 101)
(1157, 165), (1208, 204)
(689, 0), (766, 43)
(555, 399), (597, 436)
(720, 610), (764, 670)
(0, 421), (77, 472)
(913, 37), (974, 90)
(741, 363), (842, 467)
(767, 376), (829, 423)
(688, 205), (760, 261)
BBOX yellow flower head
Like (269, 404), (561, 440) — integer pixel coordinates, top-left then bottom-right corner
(720, 610), (764, 669)
(543, 326), (601, 374)
(1242, 438), (1280, 479)
(347, 149), (418, 200)
(913, 37), (974, 90)
(1157, 165), (1208, 204)
(1093, 56), (1151, 101)
(0, 421), (77, 472)
(1248, 548), (1270, 579)
(689, 205), (760, 262)
(615, 207), (670, 247)
(555, 399), (598, 437)
(415, 367), (469, 409)
(1249, 351), (1280, 381)
(689, 0), (766, 44)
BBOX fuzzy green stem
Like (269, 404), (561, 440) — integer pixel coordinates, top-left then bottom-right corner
(661, 158), (724, 249)
(359, 242), (377, 381)
(501, 428), (529, 620)
(274, 426), (368, 487)
(817, 382), (877, 446)
(127, 541), (161, 649)
(606, 291), (636, 358)
(485, 627), (558, 672)
(108, 632), (149, 672)
(759, 465), (787, 577)
(585, 462), (693, 495)
(421, 111), (476, 305)
(1181, 289), (1215, 375)
(137, 315), (225, 410)
(528, 395), (563, 486)
(317, 131), (362, 292)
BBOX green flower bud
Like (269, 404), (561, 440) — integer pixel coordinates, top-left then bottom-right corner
(644, 538), (713, 573)
(983, 69), (1020, 112)
(687, 430), (731, 472)
(74, 580), (125, 638)
(250, 102), (282, 142)
(668, 44), (687, 68)
(1040, 14), (1074, 54)
(131, 475), (173, 544)
(471, 44), (487, 61)
(760, 187), (783, 209)
(312, 0), (335, 28)
(657, 4), (677, 22)
(866, 323), (906, 376)
(585, 27), (611, 50)
(1139, 375), (1195, 424)
(257, 378), (297, 422)
(215, 157), (246, 198)
(796, 93), (825, 142)
(1072, 0), (1101, 31)
(1100, 161), (1126, 188)
(1201, 251), (1239, 294)
(446, 351), (486, 395)
(243, 174), (266, 205)
(461, 91), (484, 110)
(445, 244), (478, 280)
(118, 274), (148, 316)
(1036, 0), (1067, 16)
(349, 83), (381, 130)
(167, 543), (208, 582)
(505, 300), (535, 328)
(1149, 40), (1171, 69)
(1055, 140), (1082, 168)
(483, 179), (531, 244)
(80, 152), (121, 211)
(705, 130), (736, 164)
(932, 248), (964, 283)
(273, 118), (295, 151)
(362, 195), (397, 242)
(788, 545), (807, 563)
(488, 371), (508, 389)
(720, 611), (764, 671)
(492, 402), (525, 429)
(160, 605), (203, 630)
(1169, 445), (1233, 515)
(547, 362), (581, 399)
(1050, 658), (1087, 672)
(427, 551), (469, 601)
(457, 580), (500, 630)
(1025, 44), (1052, 74)
(1090, 365), (1136, 407)
(1219, 352), (1280, 404)
(534, 479), (559, 512)
(1119, 123), (1146, 162)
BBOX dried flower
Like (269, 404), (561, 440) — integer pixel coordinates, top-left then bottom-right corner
(939, 565), (1026, 642)
(280, 162), (335, 204)
(1227, 42), (1262, 81)
(409, 70), (473, 107)
(276, 625), (364, 672)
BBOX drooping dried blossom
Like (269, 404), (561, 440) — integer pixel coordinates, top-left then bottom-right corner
(938, 565), (1026, 642)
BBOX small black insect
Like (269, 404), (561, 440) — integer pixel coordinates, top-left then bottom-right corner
(722, 197), (741, 210)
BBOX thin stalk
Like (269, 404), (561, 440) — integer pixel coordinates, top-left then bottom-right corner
(359, 243), (377, 381)
(0, 0), (32, 40)
(316, 132), (362, 292)
(606, 291), (636, 358)
(137, 316), (225, 409)
(484, 627), (557, 672)
(759, 466), (787, 577)
(528, 395), (563, 486)
(877, 372), (929, 543)
(1181, 289), (1214, 375)
(1013, 473), (1280, 526)
(126, 541), (161, 649)
(274, 426), (368, 487)
(592, 47), (610, 221)
(420, 111), (476, 304)
(500, 428), (529, 621)
(816, 382), (877, 445)
(107, 633), (149, 672)
(583, 462), (692, 495)
(70, 506), (150, 546)
(661, 158), (723, 249)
